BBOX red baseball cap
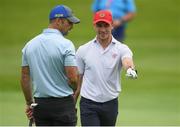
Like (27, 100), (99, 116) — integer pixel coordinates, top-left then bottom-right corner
(93, 10), (112, 25)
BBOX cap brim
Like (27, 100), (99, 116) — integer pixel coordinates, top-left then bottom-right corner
(93, 19), (111, 25)
(67, 16), (80, 24)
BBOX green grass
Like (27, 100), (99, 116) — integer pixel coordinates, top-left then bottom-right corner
(0, 92), (27, 125)
(0, 0), (180, 126)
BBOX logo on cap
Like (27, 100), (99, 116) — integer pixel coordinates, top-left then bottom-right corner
(99, 13), (105, 18)
(55, 14), (64, 18)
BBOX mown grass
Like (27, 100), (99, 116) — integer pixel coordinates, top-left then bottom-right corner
(0, 0), (179, 125)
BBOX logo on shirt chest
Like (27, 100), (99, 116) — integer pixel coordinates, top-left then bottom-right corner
(112, 53), (118, 59)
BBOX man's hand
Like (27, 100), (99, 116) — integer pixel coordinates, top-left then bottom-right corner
(73, 90), (80, 105)
(26, 103), (38, 119)
(26, 105), (33, 120)
(113, 19), (124, 28)
(126, 68), (138, 79)
(113, 20), (121, 28)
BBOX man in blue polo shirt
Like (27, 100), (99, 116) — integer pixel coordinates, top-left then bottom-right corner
(21, 5), (80, 126)
(92, 0), (136, 42)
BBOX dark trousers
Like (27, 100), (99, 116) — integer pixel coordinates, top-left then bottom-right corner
(112, 25), (125, 42)
(80, 97), (118, 126)
(33, 96), (77, 126)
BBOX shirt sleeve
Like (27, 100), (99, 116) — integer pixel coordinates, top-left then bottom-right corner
(91, 0), (99, 12)
(64, 41), (77, 66)
(21, 47), (29, 66)
(126, 0), (136, 12)
(76, 47), (85, 75)
(120, 44), (133, 60)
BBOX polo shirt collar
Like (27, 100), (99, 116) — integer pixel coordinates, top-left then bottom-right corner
(93, 36), (118, 44)
(111, 36), (119, 44)
(43, 28), (63, 36)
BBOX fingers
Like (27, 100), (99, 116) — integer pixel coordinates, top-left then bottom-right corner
(26, 109), (33, 120)
(25, 106), (33, 120)
(113, 20), (122, 28)
(73, 94), (78, 104)
(126, 68), (138, 79)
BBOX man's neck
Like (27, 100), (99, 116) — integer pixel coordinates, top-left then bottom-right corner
(48, 24), (66, 35)
(48, 23), (58, 29)
(97, 36), (112, 49)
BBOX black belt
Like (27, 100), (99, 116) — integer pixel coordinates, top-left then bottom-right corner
(34, 95), (73, 102)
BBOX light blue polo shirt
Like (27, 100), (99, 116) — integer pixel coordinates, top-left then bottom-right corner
(92, 0), (136, 19)
(76, 37), (133, 102)
(22, 28), (76, 98)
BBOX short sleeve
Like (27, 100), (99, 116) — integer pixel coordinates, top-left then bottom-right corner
(76, 47), (85, 74)
(21, 47), (29, 66)
(120, 44), (133, 60)
(126, 0), (136, 12)
(91, 0), (99, 12)
(64, 42), (77, 66)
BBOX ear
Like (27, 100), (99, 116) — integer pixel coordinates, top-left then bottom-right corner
(110, 23), (113, 30)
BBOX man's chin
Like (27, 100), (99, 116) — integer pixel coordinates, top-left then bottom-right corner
(100, 35), (108, 40)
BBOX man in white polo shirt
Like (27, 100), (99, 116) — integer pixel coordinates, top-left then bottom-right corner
(76, 10), (137, 126)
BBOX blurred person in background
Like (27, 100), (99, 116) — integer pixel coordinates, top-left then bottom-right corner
(76, 10), (137, 126)
(92, 0), (136, 42)
(21, 5), (80, 126)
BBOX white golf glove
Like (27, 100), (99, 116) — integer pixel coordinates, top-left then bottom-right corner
(126, 68), (138, 79)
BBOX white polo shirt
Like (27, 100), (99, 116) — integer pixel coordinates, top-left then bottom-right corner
(76, 37), (133, 102)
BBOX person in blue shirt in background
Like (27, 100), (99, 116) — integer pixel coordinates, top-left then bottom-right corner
(92, 0), (136, 42)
